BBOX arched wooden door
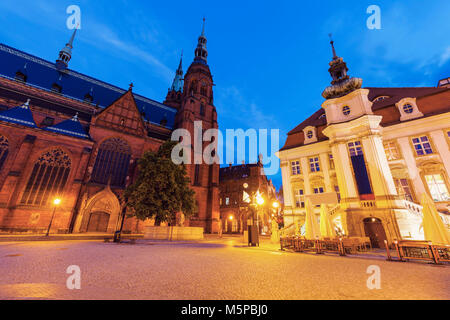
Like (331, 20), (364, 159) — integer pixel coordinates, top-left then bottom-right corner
(87, 211), (110, 232)
(363, 218), (387, 248)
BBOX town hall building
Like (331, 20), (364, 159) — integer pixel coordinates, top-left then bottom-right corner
(278, 39), (450, 247)
(0, 21), (220, 234)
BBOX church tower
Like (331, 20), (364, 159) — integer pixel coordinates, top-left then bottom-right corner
(174, 18), (220, 233)
(164, 52), (184, 110)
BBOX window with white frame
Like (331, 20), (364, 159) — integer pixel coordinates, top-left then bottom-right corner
(313, 187), (324, 194)
(384, 141), (400, 161)
(403, 104), (414, 114)
(225, 197), (230, 205)
(394, 178), (414, 202)
(425, 174), (449, 202)
(348, 141), (363, 156)
(334, 185), (341, 202)
(309, 157), (320, 172)
(412, 136), (433, 156)
(329, 154), (335, 170)
(342, 106), (351, 116)
(294, 189), (305, 208)
(291, 161), (301, 175)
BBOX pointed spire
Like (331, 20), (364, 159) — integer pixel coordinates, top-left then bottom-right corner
(170, 51), (184, 92)
(71, 112), (79, 121)
(194, 18), (208, 63)
(68, 27), (77, 48)
(177, 50), (183, 72)
(329, 33), (338, 60)
(201, 17), (206, 37)
(56, 26), (78, 69)
(21, 99), (31, 109)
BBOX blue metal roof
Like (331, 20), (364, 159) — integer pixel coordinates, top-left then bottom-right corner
(0, 99), (37, 128)
(0, 44), (177, 129)
(42, 114), (90, 140)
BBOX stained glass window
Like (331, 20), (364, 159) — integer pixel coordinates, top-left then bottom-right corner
(20, 148), (71, 206)
(91, 138), (131, 187)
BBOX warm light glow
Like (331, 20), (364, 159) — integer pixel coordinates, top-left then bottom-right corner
(256, 195), (264, 206)
(243, 183), (249, 189)
(53, 198), (61, 205)
(272, 201), (280, 208)
(229, 215), (233, 221)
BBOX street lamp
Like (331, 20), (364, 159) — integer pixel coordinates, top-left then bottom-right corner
(244, 184), (264, 247)
(46, 198), (61, 236)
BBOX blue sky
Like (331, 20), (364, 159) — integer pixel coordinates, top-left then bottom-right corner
(1, 0), (449, 190)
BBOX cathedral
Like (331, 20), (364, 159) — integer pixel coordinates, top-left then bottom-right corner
(0, 21), (220, 234)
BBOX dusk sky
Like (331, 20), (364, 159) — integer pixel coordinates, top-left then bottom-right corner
(1, 0), (449, 189)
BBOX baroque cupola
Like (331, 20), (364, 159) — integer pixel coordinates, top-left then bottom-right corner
(322, 35), (362, 99)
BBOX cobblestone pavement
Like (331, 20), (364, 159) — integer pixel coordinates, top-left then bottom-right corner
(0, 238), (449, 300)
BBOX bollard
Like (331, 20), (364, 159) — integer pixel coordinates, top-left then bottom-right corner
(384, 240), (392, 261)
(393, 240), (403, 262)
(338, 238), (346, 256)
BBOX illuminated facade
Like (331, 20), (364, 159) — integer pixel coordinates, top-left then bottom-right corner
(219, 162), (277, 234)
(278, 40), (450, 247)
(0, 22), (219, 234)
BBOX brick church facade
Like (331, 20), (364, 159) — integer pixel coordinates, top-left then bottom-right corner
(0, 21), (220, 234)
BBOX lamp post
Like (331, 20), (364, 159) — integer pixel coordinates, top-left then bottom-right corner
(46, 198), (61, 236)
(244, 183), (264, 246)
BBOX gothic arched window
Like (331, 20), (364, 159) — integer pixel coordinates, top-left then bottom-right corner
(20, 148), (71, 206)
(0, 135), (9, 171)
(91, 138), (132, 187)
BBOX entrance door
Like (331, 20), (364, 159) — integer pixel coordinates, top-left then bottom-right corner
(87, 212), (110, 232)
(363, 218), (387, 248)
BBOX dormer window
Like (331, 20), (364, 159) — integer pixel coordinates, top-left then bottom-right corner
(303, 126), (318, 144)
(15, 71), (27, 83)
(373, 96), (390, 102)
(403, 104), (413, 114)
(395, 97), (423, 121)
(84, 93), (93, 103)
(51, 83), (62, 93)
(342, 106), (351, 116)
(41, 117), (54, 126)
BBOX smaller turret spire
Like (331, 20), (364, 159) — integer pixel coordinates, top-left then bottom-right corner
(56, 27), (78, 70)
(170, 51), (184, 92)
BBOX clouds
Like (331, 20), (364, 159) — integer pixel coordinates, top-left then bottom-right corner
(439, 47), (450, 68)
(0, 0), (174, 84)
(215, 85), (281, 130)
